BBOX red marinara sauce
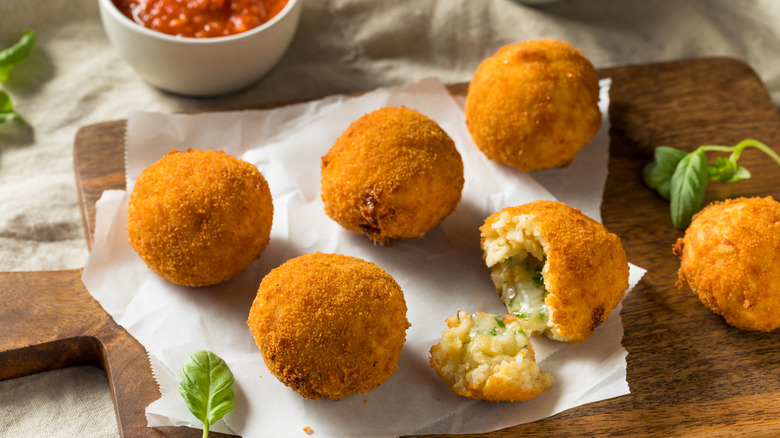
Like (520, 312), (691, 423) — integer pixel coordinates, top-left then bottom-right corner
(112, 0), (289, 38)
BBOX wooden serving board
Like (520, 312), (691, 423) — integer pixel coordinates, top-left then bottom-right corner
(3, 57), (780, 437)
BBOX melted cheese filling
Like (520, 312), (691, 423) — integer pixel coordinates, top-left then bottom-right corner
(490, 256), (549, 334)
(467, 311), (530, 356)
(483, 212), (552, 335)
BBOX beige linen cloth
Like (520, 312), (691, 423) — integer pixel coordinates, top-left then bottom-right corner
(2, 0), (780, 436)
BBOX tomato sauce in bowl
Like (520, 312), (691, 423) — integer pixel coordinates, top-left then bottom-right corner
(112, 0), (289, 38)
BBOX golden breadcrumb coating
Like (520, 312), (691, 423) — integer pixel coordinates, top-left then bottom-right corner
(127, 149), (273, 287)
(430, 310), (553, 402)
(673, 196), (780, 332)
(320, 106), (464, 246)
(464, 39), (601, 171)
(247, 252), (410, 400)
(480, 200), (629, 344)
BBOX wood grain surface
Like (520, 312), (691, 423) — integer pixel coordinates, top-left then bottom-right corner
(2, 57), (780, 437)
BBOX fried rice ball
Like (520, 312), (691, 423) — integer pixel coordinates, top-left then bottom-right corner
(480, 200), (629, 344)
(673, 196), (780, 332)
(320, 106), (464, 246)
(247, 252), (410, 400)
(464, 39), (601, 171)
(127, 149), (273, 287)
(429, 310), (552, 402)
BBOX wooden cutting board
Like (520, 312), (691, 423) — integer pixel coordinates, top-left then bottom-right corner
(3, 57), (780, 437)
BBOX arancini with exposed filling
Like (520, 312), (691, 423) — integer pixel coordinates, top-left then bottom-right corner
(480, 200), (629, 344)
(430, 310), (553, 402)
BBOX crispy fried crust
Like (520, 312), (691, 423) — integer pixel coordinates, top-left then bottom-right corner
(674, 196), (780, 332)
(127, 149), (273, 287)
(464, 39), (601, 171)
(320, 106), (464, 245)
(247, 252), (410, 400)
(480, 200), (629, 343)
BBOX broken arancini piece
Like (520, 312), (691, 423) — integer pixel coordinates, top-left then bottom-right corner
(480, 200), (629, 344)
(127, 148), (273, 287)
(320, 106), (464, 246)
(464, 39), (601, 171)
(673, 196), (780, 332)
(247, 252), (410, 400)
(429, 310), (553, 402)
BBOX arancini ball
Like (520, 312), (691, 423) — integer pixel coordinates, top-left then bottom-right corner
(673, 196), (780, 332)
(465, 39), (601, 171)
(320, 106), (464, 246)
(430, 310), (553, 402)
(127, 148), (273, 287)
(247, 252), (410, 400)
(480, 200), (629, 344)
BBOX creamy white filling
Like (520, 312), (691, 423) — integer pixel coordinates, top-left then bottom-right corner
(430, 309), (553, 400)
(490, 256), (550, 334)
(483, 212), (552, 335)
(467, 311), (530, 355)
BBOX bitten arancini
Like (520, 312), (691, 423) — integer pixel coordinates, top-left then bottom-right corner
(673, 196), (780, 332)
(480, 200), (629, 344)
(320, 106), (464, 246)
(127, 148), (273, 287)
(430, 310), (553, 402)
(464, 39), (601, 171)
(247, 252), (410, 400)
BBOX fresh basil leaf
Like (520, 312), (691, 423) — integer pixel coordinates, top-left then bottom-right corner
(178, 350), (235, 438)
(707, 156), (736, 182)
(0, 30), (37, 82)
(643, 146), (687, 200)
(669, 149), (709, 229)
(727, 165), (751, 183)
(0, 90), (22, 124)
(706, 156), (752, 184)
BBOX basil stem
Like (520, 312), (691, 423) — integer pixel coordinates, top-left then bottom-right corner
(178, 350), (236, 438)
(699, 138), (780, 169)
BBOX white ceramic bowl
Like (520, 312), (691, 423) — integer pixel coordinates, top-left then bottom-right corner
(98, 0), (301, 96)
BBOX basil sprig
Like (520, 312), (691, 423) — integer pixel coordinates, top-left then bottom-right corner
(178, 350), (236, 438)
(643, 146), (687, 201)
(0, 29), (36, 125)
(0, 90), (22, 124)
(0, 29), (36, 82)
(644, 139), (780, 229)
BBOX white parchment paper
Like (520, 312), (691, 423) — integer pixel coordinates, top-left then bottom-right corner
(82, 78), (645, 437)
